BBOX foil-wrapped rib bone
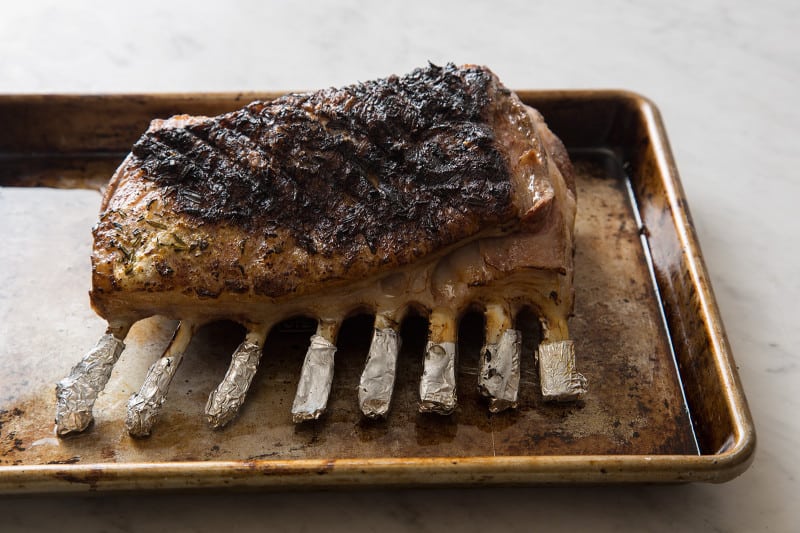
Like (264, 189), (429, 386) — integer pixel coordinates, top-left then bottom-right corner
(55, 332), (127, 436)
(479, 329), (522, 413)
(205, 331), (266, 429)
(538, 340), (588, 401)
(358, 318), (402, 419)
(125, 321), (195, 437)
(419, 308), (459, 414)
(478, 304), (521, 412)
(419, 341), (458, 414)
(291, 324), (339, 423)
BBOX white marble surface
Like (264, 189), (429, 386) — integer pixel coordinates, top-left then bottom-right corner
(1, 0), (797, 531)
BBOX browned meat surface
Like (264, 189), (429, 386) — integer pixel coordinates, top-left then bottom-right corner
(91, 64), (570, 322)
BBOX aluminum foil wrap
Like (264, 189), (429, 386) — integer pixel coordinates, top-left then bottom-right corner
(538, 340), (587, 401)
(291, 334), (337, 422)
(478, 328), (522, 412)
(125, 353), (185, 437)
(358, 327), (401, 418)
(125, 323), (194, 437)
(205, 338), (263, 429)
(419, 341), (457, 414)
(55, 333), (125, 435)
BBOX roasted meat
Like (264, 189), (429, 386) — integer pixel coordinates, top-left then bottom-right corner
(55, 63), (586, 437)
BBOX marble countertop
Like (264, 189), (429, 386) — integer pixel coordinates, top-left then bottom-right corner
(1, 1), (797, 531)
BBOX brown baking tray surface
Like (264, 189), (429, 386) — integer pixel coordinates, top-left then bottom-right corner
(0, 91), (754, 491)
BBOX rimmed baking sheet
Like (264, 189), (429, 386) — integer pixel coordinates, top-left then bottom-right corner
(0, 91), (754, 491)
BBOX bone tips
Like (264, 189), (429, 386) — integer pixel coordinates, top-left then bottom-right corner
(538, 340), (587, 401)
(124, 354), (179, 438)
(358, 322), (401, 420)
(55, 332), (126, 437)
(205, 332), (266, 429)
(125, 321), (195, 438)
(418, 341), (458, 415)
(478, 328), (522, 413)
(56, 314), (587, 436)
(291, 331), (338, 423)
(418, 309), (458, 415)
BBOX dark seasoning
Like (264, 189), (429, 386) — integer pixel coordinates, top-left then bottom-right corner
(130, 63), (513, 256)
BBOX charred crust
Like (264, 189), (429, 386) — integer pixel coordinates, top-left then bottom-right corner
(224, 278), (249, 293)
(253, 275), (297, 296)
(154, 260), (174, 277)
(129, 63), (514, 258)
(195, 287), (222, 299)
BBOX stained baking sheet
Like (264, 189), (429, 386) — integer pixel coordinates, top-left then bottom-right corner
(0, 92), (754, 491)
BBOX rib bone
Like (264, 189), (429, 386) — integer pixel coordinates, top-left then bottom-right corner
(291, 321), (339, 422)
(55, 330), (128, 435)
(538, 340), (587, 401)
(419, 308), (458, 414)
(205, 329), (267, 429)
(478, 304), (521, 412)
(125, 321), (195, 437)
(358, 313), (402, 419)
